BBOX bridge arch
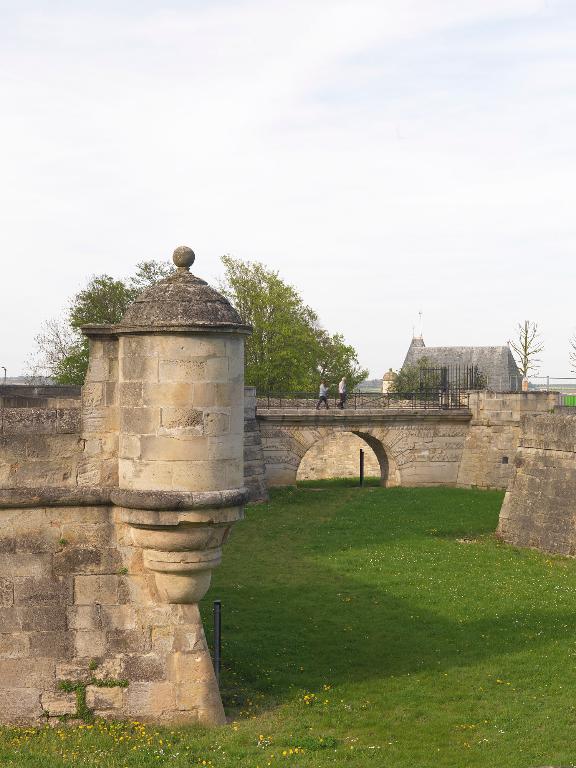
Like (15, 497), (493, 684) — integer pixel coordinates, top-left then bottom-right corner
(257, 406), (472, 489)
(291, 428), (399, 487)
(353, 430), (399, 487)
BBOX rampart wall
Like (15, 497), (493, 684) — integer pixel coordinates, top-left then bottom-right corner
(256, 392), (556, 490)
(0, 385), (267, 502)
(0, 355), (245, 724)
(0, 244), (256, 726)
(456, 391), (557, 489)
(497, 413), (576, 555)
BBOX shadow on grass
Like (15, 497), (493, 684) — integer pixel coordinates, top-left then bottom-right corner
(204, 486), (574, 715)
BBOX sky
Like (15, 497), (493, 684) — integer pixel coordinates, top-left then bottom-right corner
(1, 0), (575, 380)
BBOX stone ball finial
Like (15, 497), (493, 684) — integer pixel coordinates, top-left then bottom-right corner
(173, 246), (195, 271)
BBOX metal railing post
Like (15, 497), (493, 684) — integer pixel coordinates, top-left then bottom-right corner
(213, 600), (222, 685)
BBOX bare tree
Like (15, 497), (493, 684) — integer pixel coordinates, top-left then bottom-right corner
(509, 320), (544, 378)
(27, 260), (174, 384)
(26, 317), (80, 382)
(569, 334), (576, 374)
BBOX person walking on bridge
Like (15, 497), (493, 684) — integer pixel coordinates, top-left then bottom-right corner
(337, 376), (347, 409)
(316, 380), (329, 409)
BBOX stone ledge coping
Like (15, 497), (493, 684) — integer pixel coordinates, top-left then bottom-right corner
(256, 408), (472, 424)
(110, 487), (249, 511)
(82, 323), (252, 337)
(0, 486), (249, 510)
(0, 487), (110, 508)
(125, 507), (243, 526)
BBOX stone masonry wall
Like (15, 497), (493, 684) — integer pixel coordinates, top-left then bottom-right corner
(257, 416), (471, 487)
(0, 406), (81, 488)
(0, 383), (266, 500)
(0, 503), (218, 724)
(497, 413), (576, 555)
(1, 388), (560, 495)
(243, 388), (268, 502)
(456, 391), (556, 489)
(297, 432), (380, 481)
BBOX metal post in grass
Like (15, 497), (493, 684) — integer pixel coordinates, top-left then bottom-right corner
(213, 600), (222, 685)
(359, 449), (364, 487)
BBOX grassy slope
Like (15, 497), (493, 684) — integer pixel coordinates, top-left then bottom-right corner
(3, 484), (576, 767)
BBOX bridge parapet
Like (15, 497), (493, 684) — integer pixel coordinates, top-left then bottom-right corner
(256, 408), (472, 425)
(256, 391), (469, 410)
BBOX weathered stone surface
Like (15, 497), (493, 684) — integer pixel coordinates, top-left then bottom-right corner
(41, 690), (76, 716)
(118, 266), (247, 331)
(0, 251), (248, 725)
(497, 413), (576, 555)
(0, 633), (28, 657)
(0, 577), (13, 606)
(86, 685), (123, 710)
(74, 630), (107, 657)
(13, 576), (72, 605)
(74, 575), (121, 605)
(53, 546), (122, 576)
(123, 681), (175, 718)
(0, 658), (55, 688)
(106, 629), (151, 654)
(121, 653), (165, 681)
(67, 605), (102, 631)
(161, 406), (204, 431)
(21, 606), (67, 631)
(0, 609), (21, 633)
(0, 689), (43, 722)
(29, 631), (74, 659)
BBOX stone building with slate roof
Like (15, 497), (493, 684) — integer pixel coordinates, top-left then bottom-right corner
(402, 336), (522, 392)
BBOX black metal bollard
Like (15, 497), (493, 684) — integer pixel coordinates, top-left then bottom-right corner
(213, 600), (222, 685)
(359, 449), (364, 487)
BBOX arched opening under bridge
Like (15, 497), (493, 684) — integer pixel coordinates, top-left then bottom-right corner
(296, 430), (397, 487)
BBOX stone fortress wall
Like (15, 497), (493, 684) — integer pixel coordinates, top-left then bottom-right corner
(0, 385), (267, 501)
(0, 385), (560, 495)
(1, 386), (558, 498)
(0, 246), (252, 726)
(0, 369), (566, 725)
(257, 391), (557, 490)
(497, 412), (576, 555)
(456, 390), (557, 489)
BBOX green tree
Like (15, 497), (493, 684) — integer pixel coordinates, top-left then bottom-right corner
(390, 357), (438, 393)
(30, 261), (173, 385)
(219, 255), (367, 393)
(315, 331), (368, 392)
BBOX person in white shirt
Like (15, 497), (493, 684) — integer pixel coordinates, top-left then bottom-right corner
(337, 377), (347, 409)
(316, 381), (329, 409)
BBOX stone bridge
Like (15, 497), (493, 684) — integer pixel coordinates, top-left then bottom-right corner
(256, 407), (473, 487)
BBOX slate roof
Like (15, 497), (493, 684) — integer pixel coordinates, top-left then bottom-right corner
(402, 337), (521, 392)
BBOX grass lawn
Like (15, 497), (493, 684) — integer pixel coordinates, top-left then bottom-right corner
(3, 483), (576, 767)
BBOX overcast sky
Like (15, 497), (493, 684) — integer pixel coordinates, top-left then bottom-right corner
(1, 0), (575, 380)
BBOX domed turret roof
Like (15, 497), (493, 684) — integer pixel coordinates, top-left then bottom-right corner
(118, 246), (250, 332)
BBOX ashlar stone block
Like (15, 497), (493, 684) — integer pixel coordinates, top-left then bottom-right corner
(159, 359), (207, 382)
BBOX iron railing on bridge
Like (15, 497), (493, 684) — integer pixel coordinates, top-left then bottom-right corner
(256, 390), (470, 410)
